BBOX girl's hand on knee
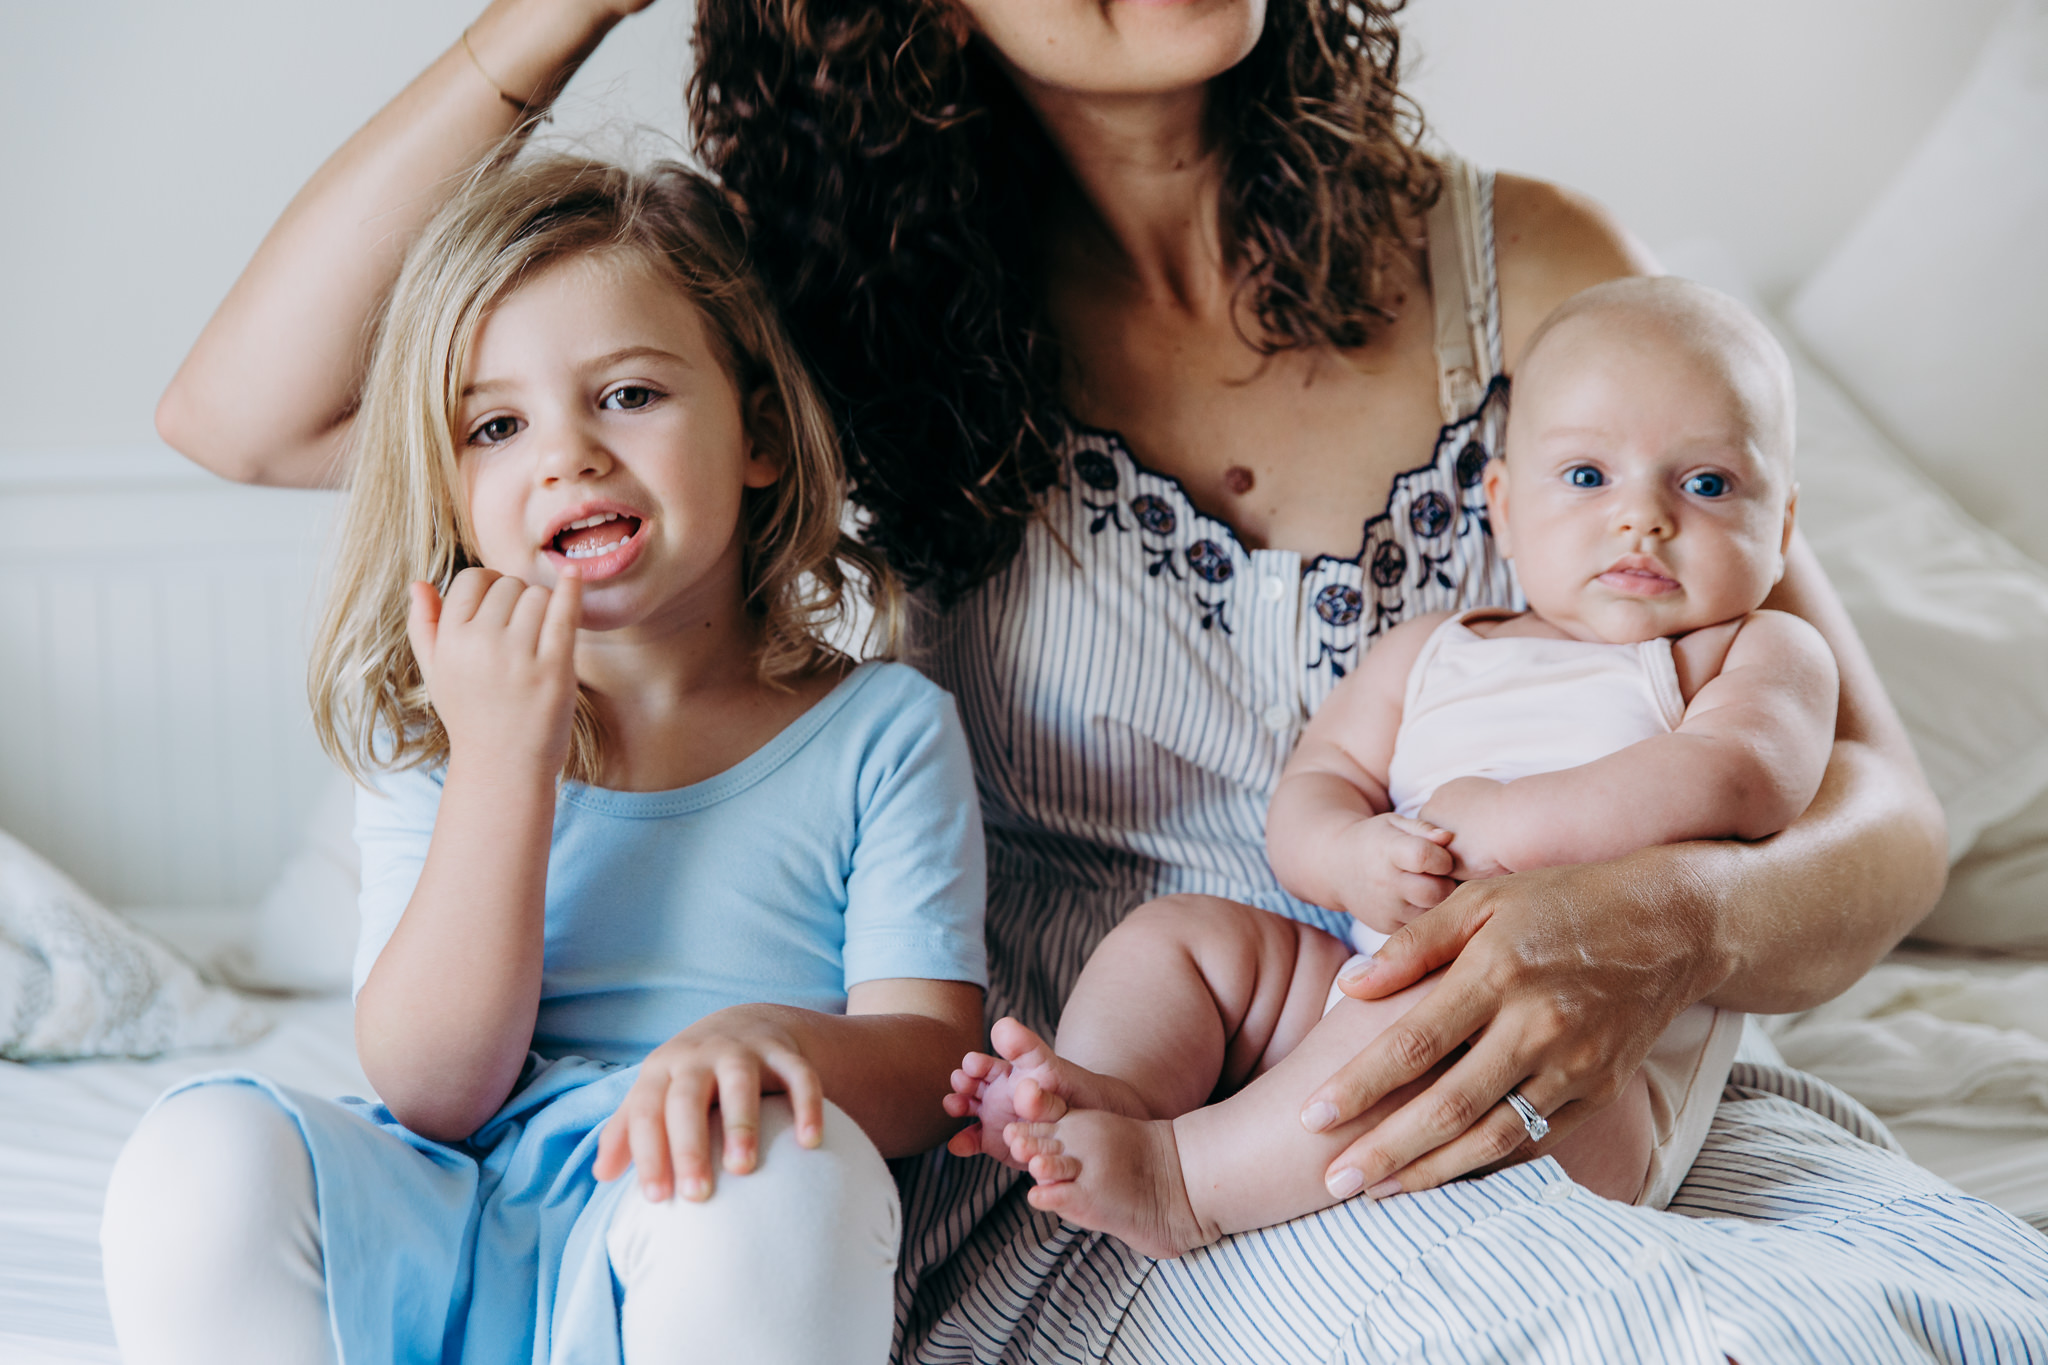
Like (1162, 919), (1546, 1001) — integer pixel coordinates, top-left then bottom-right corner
(593, 1012), (825, 1201)
(1344, 813), (1457, 932)
(406, 566), (582, 776)
(1304, 860), (1710, 1198)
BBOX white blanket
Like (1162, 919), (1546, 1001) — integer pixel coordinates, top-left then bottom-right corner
(1765, 958), (2048, 1228)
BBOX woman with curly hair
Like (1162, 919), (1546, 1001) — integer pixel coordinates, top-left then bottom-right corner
(155, 0), (2048, 1360)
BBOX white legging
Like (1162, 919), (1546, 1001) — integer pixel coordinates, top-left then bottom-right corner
(100, 1084), (900, 1365)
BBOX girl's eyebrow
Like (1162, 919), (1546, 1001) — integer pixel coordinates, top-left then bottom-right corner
(587, 345), (691, 371)
(459, 346), (692, 400)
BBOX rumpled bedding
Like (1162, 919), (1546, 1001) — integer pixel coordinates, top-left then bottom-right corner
(1764, 956), (2048, 1229)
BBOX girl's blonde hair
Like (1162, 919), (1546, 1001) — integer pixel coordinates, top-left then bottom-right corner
(310, 153), (900, 785)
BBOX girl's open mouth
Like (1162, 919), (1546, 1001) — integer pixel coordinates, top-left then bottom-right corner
(543, 509), (646, 580)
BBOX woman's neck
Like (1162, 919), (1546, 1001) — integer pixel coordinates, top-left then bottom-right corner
(1020, 81), (1236, 319)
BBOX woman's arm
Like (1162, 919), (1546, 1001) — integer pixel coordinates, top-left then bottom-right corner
(1305, 535), (1947, 1195)
(592, 980), (986, 1201)
(155, 0), (641, 486)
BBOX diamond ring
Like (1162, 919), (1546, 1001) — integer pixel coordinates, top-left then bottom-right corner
(1503, 1088), (1549, 1144)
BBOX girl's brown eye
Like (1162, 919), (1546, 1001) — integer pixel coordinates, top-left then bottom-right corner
(472, 416), (521, 445)
(605, 386), (655, 411)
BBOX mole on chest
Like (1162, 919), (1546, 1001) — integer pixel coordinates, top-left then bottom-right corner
(1222, 465), (1256, 496)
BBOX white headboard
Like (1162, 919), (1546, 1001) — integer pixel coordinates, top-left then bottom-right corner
(0, 450), (340, 909)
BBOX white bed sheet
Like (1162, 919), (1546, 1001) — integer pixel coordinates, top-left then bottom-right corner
(6, 920), (2045, 1363)
(0, 910), (369, 1365)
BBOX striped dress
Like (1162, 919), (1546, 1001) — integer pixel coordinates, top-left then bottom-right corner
(893, 160), (2048, 1362)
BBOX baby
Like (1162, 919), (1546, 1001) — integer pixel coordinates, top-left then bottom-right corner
(944, 276), (1839, 1257)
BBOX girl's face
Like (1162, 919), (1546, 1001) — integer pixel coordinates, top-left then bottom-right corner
(453, 253), (779, 635)
(955, 0), (1263, 98)
(1486, 315), (1796, 645)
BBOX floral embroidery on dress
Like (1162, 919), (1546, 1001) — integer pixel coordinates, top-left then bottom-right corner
(1075, 449), (1126, 532)
(1062, 379), (1512, 693)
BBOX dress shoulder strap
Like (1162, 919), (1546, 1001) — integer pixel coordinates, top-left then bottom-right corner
(1424, 155), (1502, 425)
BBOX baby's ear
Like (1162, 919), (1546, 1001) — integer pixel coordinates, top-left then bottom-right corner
(741, 383), (789, 490)
(1481, 457), (1514, 559)
(1776, 483), (1800, 582)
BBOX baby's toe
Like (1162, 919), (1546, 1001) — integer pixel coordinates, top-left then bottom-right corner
(1013, 1076), (1070, 1125)
(1027, 1152), (1083, 1186)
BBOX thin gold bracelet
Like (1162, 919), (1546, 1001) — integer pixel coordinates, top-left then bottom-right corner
(460, 27), (538, 116)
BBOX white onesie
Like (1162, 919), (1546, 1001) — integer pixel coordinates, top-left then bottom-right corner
(1346, 608), (1744, 1210)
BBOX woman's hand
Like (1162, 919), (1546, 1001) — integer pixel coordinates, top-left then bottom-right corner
(1301, 851), (1723, 1198)
(594, 1008), (827, 1201)
(407, 567), (582, 777)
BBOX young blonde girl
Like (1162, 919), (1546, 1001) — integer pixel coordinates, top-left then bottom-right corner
(100, 155), (987, 1365)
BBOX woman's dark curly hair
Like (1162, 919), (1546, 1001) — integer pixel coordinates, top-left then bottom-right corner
(691, 1), (1440, 603)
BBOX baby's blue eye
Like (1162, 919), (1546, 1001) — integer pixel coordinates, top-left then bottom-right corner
(1684, 472), (1730, 497)
(1566, 465), (1604, 488)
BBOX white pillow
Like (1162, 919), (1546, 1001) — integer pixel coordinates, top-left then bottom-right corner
(1786, 0), (2048, 569)
(0, 827), (268, 1060)
(1662, 239), (2048, 869)
(220, 770), (362, 996)
(1920, 783), (2048, 951)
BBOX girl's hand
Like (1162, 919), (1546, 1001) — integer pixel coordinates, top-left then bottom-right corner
(1343, 813), (1457, 934)
(406, 567), (581, 776)
(593, 1010), (826, 1201)
(1302, 854), (1715, 1198)
(1416, 777), (1513, 881)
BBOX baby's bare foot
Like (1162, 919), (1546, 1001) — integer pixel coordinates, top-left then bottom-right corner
(1008, 1110), (1219, 1260)
(943, 1018), (1149, 1166)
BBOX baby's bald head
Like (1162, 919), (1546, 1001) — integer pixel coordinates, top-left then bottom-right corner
(1516, 276), (1795, 476)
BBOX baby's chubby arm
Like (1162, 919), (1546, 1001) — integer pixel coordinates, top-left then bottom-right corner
(1268, 613), (1459, 935)
(1422, 609), (1839, 877)
(593, 978), (984, 1201)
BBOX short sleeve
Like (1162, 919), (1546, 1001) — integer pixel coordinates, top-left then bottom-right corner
(841, 674), (988, 991)
(350, 763), (446, 998)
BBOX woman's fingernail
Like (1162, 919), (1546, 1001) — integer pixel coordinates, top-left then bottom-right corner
(680, 1177), (708, 1201)
(1366, 1178), (1401, 1200)
(1302, 1101), (1338, 1132)
(1337, 959), (1372, 985)
(1326, 1167), (1366, 1199)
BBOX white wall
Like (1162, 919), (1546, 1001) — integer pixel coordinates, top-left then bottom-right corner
(1401, 0), (2009, 299)
(0, 0), (693, 455)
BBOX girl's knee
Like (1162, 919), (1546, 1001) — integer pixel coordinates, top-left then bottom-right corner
(607, 1097), (897, 1364)
(106, 1083), (315, 1238)
(605, 1095), (898, 1281)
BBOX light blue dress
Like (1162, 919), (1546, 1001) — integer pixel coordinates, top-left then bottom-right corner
(167, 660), (987, 1365)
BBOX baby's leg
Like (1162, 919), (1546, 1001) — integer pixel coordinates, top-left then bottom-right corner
(1012, 973), (1441, 1258)
(102, 1083), (335, 1365)
(946, 896), (1350, 1164)
(607, 1096), (898, 1365)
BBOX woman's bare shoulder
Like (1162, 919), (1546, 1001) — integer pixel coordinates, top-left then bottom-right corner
(1491, 173), (1659, 372)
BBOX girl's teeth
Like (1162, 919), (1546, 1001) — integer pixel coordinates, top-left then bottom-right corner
(564, 537), (626, 560)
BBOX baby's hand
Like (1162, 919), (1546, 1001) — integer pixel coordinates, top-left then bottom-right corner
(1417, 777), (1512, 880)
(1343, 813), (1457, 934)
(406, 566), (581, 776)
(592, 1010), (824, 1202)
